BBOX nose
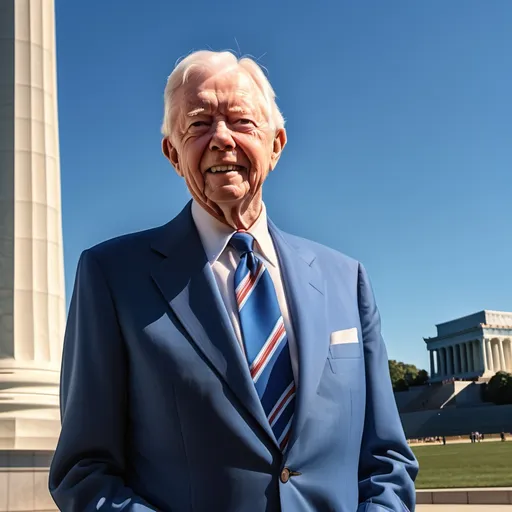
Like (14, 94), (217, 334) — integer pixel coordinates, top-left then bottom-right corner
(209, 121), (236, 152)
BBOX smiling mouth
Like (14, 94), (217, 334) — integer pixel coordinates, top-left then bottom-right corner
(206, 165), (247, 173)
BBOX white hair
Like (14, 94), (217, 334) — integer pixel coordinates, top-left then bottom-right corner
(161, 50), (285, 138)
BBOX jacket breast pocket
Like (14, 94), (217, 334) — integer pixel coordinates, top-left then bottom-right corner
(328, 340), (362, 376)
(329, 342), (361, 359)
(328, 343), (363, 376)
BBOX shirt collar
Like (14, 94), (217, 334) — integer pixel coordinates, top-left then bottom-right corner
(191, 200), (277, 267)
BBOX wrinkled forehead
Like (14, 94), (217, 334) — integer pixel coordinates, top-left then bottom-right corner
(177, 67), (266, 117)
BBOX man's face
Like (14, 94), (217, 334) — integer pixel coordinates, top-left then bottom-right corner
(163, 65), (286, 221)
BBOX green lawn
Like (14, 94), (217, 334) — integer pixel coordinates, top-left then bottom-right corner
(412, 442), (512, 489)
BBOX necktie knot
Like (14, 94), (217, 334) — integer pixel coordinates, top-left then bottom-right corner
(230, 231), (254, 257)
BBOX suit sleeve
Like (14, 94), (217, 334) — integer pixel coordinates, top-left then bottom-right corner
(356, 263), (419, 512)
(49, 250), (159, 511)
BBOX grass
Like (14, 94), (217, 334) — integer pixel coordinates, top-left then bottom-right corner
(412, 441), (512, 489)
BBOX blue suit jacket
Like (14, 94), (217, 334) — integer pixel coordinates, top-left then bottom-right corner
(49, 202), (418, 511)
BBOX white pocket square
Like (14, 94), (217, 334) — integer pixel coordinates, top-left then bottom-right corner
(330, 328), (359, 345)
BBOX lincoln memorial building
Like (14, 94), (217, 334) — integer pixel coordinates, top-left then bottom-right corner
(424, 310), (512, 382)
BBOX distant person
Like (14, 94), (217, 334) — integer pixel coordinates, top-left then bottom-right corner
(501, 432), (506, 442)
(442, 436), (446, 445)
(49, 50), (418, 511)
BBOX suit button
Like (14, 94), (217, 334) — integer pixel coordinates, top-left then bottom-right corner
(280, 467), (290, 483)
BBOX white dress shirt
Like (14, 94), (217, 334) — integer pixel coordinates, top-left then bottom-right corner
(191, 200), (299, 383)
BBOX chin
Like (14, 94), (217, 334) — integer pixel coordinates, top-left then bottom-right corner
(207, 188), (249, 205)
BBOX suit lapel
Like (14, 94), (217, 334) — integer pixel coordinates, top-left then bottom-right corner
(269, 221), (329, 453)
(151, 203), (278, 447)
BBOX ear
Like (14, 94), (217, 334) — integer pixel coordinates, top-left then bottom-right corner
(269, 128), (287, 171)
(161, 137), (182, 176)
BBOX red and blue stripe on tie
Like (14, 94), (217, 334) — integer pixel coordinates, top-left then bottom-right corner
(230, 231), (296, 451)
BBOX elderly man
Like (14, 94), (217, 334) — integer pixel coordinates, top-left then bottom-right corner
(49, 51), (418, 511)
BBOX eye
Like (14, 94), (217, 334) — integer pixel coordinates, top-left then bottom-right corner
(190, 121), (209, 128)
(236, 119), (254, 126)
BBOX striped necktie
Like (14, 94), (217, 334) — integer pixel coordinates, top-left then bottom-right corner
(230, 231), (296, 451)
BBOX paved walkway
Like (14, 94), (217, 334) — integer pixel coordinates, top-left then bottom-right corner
(417, 486), (512, 506)
(411, 437), (505, 447)
(418, 506), (512, 511)
(419, 486), (512, 492)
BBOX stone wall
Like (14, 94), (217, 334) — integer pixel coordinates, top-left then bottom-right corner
(0, 450), (56, 512)
(401, 404), (512, 438)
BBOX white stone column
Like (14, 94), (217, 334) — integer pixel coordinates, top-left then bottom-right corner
(504, 340), (512, 371)
(446, 346), (453, 377)
(460, 342), (468, 373)
(464, 342), (472, 372)
(487, 339), (494, 373)
(0, 0), (64, 445)
(480, 338), (487, 373)
(439, 347), (446, 377)
(492, 341), (501, 372)
(429, 350), (435, 377)
(498, 339), (506, 372)
(0, 1), (64, 508)
(454, 345), (461, 375)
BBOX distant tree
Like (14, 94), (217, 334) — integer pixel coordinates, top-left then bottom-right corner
(485, 371), (512, 405)
(394, 378), (409, 392)
(414, 369), (430, 386)
(389, 360), (429, 391)
(388, 360), (407, 388)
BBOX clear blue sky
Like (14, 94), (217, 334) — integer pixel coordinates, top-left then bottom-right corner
(55, 0), (512, 371)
